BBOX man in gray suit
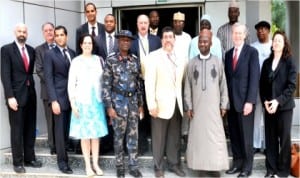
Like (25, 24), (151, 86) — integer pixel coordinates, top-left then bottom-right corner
(35, 22), (56, 155)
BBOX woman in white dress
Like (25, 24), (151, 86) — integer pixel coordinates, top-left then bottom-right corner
(68, 34), (108, 176)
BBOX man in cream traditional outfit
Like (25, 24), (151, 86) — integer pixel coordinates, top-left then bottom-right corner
(145, 26), (186, 178)
(172, 11), (191, 153)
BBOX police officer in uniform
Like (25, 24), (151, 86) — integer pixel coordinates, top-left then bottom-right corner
(102, 30), (144, 178)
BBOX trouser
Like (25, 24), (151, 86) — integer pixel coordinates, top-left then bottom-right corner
(265, 110), (292, 177)
(8, 87), (37, 166)
(43, 100), (55, 149)
(53, 110), (71, 169)
(112, 110), (139, 170)
(228, 108), (254, 172)
(151, 101), (182, 170)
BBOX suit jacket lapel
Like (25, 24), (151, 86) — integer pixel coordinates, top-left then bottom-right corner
(228, 48), (234, 74)
(53, 47), (68, 68)
(26, 44), (35, 71)
(234, 45), (247, 73)
(148, 36), (152, 52)
(12, 42), (27, 72)
(272, 57), (284, 78)
(102, 33), (108, 56)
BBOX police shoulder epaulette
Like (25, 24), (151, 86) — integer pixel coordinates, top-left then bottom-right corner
(131, 54), (138, 59)
(107, 52), (116, 58)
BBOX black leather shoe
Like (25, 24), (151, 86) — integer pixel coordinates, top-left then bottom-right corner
(265, 172), (273, 178)
(169, 166), (186, 177)
(117, 168), (125, 178)
(225, 167), (241, 174)
(238, 171), (251, 177)
(13, 165), (25, 173)
(253, 148), (260, 154)
(129, 169), (143, 178)
(59, 166), (73, 174)
(24, 160), (42, 168)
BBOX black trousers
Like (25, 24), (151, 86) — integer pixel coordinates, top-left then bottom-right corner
(8, 87), (37, 166)
(151, 101), (182, 170)
(43, 100), (55, 150)
(265, 109), (293, 177)
(53, 110), (71, 169)
(228, 108), (254, 172)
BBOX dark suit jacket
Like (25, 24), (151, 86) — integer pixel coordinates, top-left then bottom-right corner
(260, 56), (297, 111)
(225, 44), (260, 112)
(75, 22), (105, 54)
(44, 46), (75, 111)
(94, 32), (119, 60)
(130, 34), (161, 58)
(1, 42), (36, 107)
(35, 42), (51, 100)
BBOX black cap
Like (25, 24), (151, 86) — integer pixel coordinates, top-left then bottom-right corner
(115, 30), (135, 40)
(255, 21), (271, 30)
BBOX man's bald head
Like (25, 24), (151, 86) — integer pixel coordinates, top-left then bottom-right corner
(14, 23), (28, 44)
(198, 29), (212, 55)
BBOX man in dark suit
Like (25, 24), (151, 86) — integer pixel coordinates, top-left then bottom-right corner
(94, 14), (118, 155)
(35, 22), (56, 155)
(130, 14), (161, 155)
(44, 26), (75, 174)
(149, 10), (162, 38)
(1, 23), (42, 173)
(224, 23), (260, 177)
(75, 2), (105, 54)
(95, 14), (118, 61)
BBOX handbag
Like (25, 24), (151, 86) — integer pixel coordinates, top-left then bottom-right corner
(291, 143), (300, 177)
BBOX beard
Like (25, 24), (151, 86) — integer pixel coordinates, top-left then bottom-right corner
(17, 36), (26, 43)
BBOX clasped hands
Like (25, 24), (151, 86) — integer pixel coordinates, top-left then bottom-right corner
(264, 99), (279, 114)
(107, 107), (144, 119)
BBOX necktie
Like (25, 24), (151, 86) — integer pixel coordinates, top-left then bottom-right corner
(108, 35), (114, 54)
(21, 47), (29, 72)
(49, 43), (55, 49)
(91, 26), (96, 37)
(63, 49), (70, 63)
(167, 53), (176, 82)
(232, 48), (238, 70)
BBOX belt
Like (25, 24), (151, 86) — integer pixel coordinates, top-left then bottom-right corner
(112, 87), (136, 97)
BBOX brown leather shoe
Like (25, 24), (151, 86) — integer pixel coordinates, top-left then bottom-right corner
(155, 170), (164, 178)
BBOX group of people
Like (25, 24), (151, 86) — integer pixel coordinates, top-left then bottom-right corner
(1, 1), (297, 178)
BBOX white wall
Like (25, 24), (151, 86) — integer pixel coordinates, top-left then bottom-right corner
(205, 1), (247, 37)
(0, 0), (82, 163)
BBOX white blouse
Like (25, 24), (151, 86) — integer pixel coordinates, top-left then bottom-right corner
(68, 54), (103, 104)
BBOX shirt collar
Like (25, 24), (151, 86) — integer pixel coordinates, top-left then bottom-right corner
(106, 31), (115, 38)
(138, 33), (148, 40)
(15, 40), (25, 50)
(199, 52), (211, 60)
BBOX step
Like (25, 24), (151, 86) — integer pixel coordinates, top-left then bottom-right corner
(0, 162), (271, 178)
(0, 148), (265, 177)
(1, 125), (298, 178)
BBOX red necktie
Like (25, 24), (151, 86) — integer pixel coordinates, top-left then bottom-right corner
(232, 48), (238, 70)
(21, 47), (29, 72)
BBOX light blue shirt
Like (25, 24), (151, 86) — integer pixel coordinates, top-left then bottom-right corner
(189, 35), (222, 60)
